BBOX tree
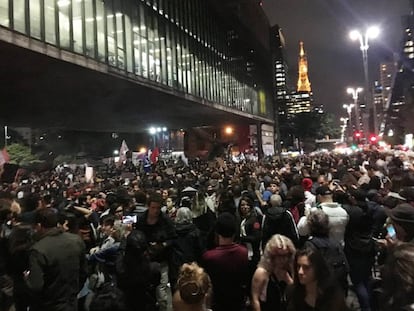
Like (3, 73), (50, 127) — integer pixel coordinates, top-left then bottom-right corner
(6, 143), (42, 167)
(318, 113), (341, 139)
(288, 111), (341, 151)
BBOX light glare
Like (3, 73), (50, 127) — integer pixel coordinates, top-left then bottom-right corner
(367, 26), (380, 39)
(349, 30), (360, 41)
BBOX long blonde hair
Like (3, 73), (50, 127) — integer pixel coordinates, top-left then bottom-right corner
(259, 234), (296, 272)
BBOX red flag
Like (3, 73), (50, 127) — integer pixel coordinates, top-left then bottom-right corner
(150, 147), (160, 163)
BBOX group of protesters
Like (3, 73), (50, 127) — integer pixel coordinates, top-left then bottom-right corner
(1, 149), (414, 311)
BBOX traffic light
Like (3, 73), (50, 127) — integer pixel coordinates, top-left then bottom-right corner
(354, 131), (362, 144)
(369, 135), (378, 144)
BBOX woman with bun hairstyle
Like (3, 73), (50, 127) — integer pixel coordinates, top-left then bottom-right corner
(172, 262), (212, 311)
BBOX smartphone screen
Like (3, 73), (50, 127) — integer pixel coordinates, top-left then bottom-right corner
(387, 225), (396, 239)
(122, 215), (137, 224)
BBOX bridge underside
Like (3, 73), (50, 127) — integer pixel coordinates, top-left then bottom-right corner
(0, 39), (270, 132)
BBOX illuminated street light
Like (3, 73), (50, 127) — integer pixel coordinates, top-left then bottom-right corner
(225, 126), (234, 135)
(347, 87), (363, 132)
(149, 126), (168, 150)
(349, 26), (380, 134)
(148, 127), (157, 149)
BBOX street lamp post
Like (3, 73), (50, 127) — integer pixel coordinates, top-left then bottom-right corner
(149, 126), (168, 151)
(347, 87), (363, 132)
(340, 117), (348, 143)
(343, 103), (354, 141)
(4, 126), (7, 148)
(349, 26), (380, 134)
(149, 127), (157, 149)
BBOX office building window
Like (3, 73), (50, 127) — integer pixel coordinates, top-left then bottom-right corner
(158, 19), (167, 85)
(96, 0), (105, 62)
(114, 1), (125, 70)
(124, 9), (133, 73)
(72, 0), (84, 54)
(0, 0), (8, 27)
(29, 0), (41, 39)
(84, 0), (95, 58)
(131, 5), (141, 76)
(58, 0), (71, 48)
(13, 0), (26, 34)
(139, 6), (148, 79)
(106, 1), (117, 67)
(165, 22), (173, 86)
(44, 0), (56, 45)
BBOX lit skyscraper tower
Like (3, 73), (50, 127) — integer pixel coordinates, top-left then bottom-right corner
(286, 41), (314, 115)
(297, 41), (311, 92)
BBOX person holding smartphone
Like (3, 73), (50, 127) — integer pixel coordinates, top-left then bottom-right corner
(384, 203), (414, 244)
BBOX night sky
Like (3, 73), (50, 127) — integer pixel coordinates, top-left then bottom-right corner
(263, 0), (410, 118)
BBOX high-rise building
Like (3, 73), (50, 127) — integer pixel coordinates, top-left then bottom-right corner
(270, 25), (290, 152)
(378, 61), (397, 134)
(286, 92), (312, 115)
(286, 41), (314, 115)
(384, 0), (414, 143)
(0, 0), (278, 156)
(270, 25), (289, 118)
(373, 80), (384, 129)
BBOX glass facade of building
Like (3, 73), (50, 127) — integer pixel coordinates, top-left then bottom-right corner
(0, 0), (272, 119)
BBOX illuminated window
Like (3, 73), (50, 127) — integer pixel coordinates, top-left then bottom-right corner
(13, 0), (26, 34)
(72, 0), (84, 54)
(29, 0), (41, 39)
(0, 0), (8, 27)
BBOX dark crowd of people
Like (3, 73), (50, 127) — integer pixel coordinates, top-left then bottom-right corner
(1, 149), (414, 311)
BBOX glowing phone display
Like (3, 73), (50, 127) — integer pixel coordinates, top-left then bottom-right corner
(387, 225), (396, 239)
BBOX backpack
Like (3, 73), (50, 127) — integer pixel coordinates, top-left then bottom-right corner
(261, 207), (298, 249)
(307, 237), (349, 290)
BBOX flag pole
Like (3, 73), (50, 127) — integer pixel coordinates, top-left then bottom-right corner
(4, 126), (7, 148)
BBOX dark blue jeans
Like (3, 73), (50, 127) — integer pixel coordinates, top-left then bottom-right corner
(348, 254), (374, 311)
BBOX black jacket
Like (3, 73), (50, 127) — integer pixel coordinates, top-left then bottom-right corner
(240, 212), (262, 263)
(135, 211), (177, 262)
(26, 228), (87, 311)
(173, 222), (204, 265)
(262, 206), (299, 249)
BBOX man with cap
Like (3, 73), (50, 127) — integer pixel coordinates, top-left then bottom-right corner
(202, 212), (248, 311)
(386, 203), (414, 243)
